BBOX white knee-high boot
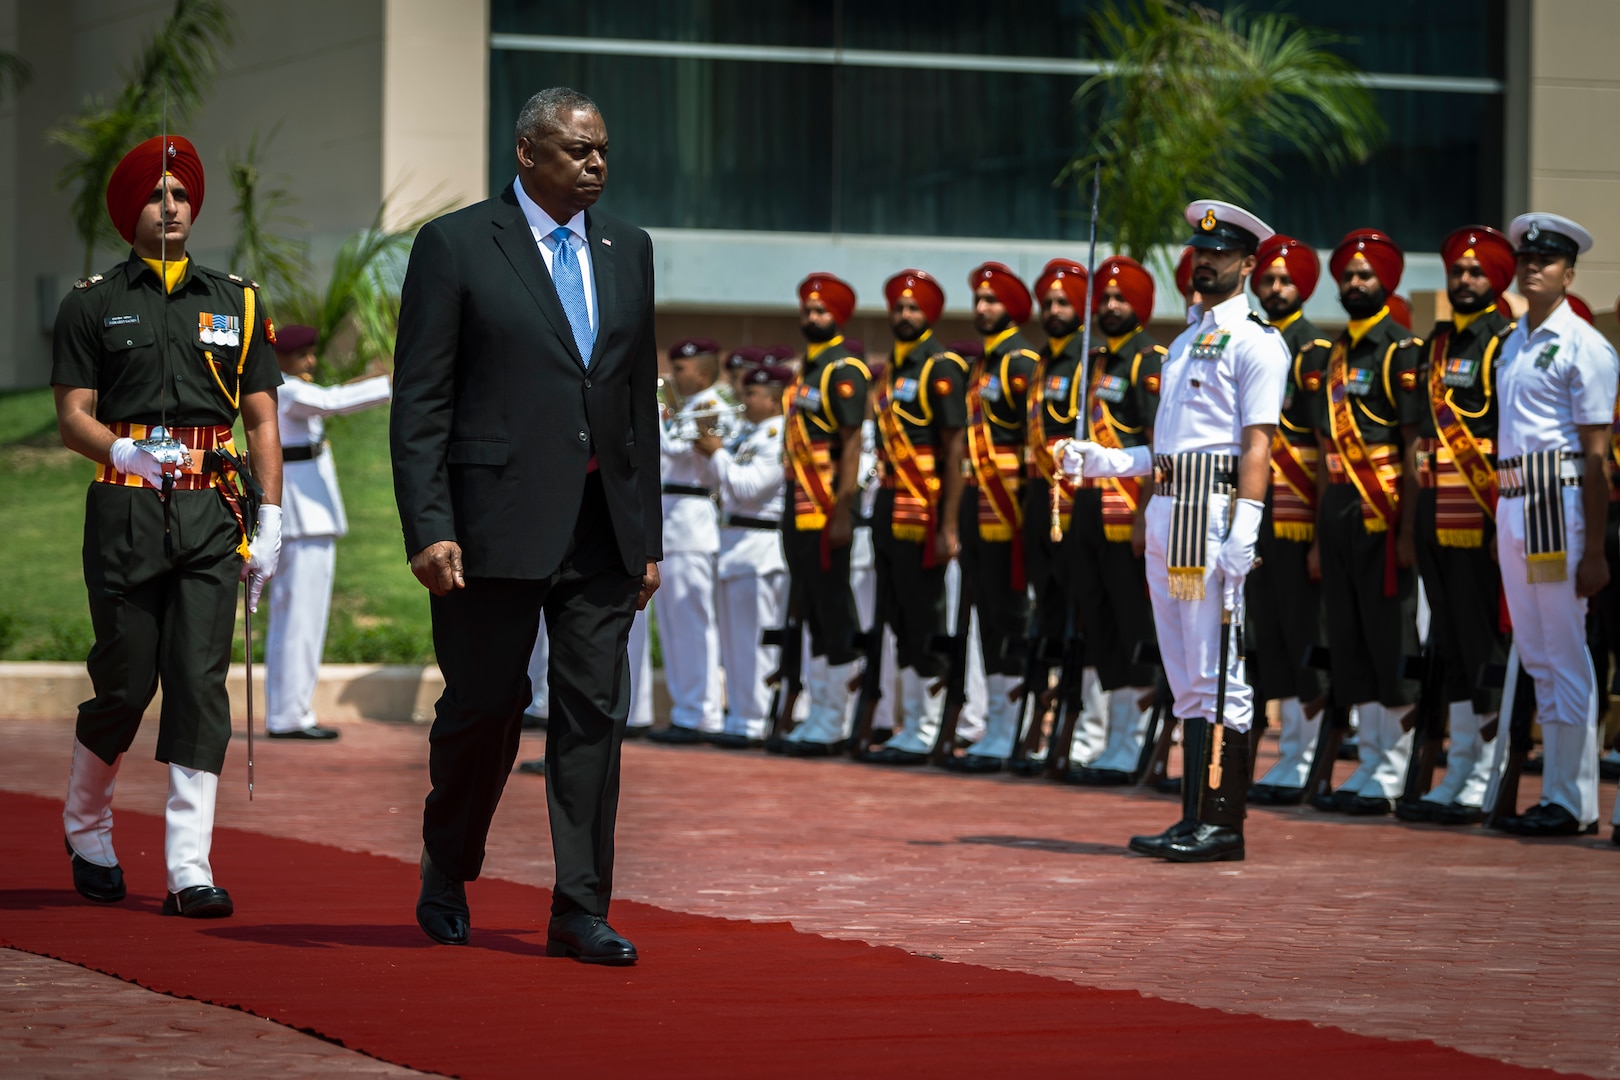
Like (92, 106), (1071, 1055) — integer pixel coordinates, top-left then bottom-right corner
(1069, 668), (1108, 765)
(64, 740), (121, 868)
(1339, 703), (1380, 793)
(1423, 701), (1490, 807)
(1257, 697), (1318, 789)
(886, 668), (943, 754)
(1360, 703), (1414, 798)
(967, 673), (1020, 758)
(1089, 686), (1153, 772)
(165, 765), (219, 894)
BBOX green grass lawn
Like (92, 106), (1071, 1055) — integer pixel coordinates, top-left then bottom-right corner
(0, 386), (433, 663)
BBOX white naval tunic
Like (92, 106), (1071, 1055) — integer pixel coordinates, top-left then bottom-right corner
(657, 383), (727, 731)
(265, 373), (392, 734)
(1142, 293), (1289, 731)
(708, 416), (787, 736)
(1495, 297), (1617, 823)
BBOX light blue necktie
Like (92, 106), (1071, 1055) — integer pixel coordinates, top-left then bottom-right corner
(550, 226), (594, 367)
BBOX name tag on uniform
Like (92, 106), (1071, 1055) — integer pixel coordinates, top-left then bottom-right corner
(1044, 375), (1070, 400)
(1534, 343), (1560, 370)
(894, 377), (920, 403)
(1442, 357), (1480, 388)
(797, 385), (823, 412)
(1191, 331), (1230, 360)
(104, 314), (140, 327)
(1345, 368), (1376, 396)
(198, 313), (241, 347)
(1095, 374), (1128, 403)
(980, 377), (1002, 403)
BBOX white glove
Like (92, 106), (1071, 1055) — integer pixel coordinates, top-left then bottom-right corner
(243, 505), (283, 613)
(1215, 497), (1265, 612)
(1058, 441), (1151, 480)
(108, 437), (165, 487)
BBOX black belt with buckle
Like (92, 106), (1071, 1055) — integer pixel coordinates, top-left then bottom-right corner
(662, 483), (714, 497)
(723, 514), (779, 530)
(282, 443), (324, 462)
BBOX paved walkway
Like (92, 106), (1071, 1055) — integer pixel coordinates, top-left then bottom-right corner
(2, 716), (1615, 1077)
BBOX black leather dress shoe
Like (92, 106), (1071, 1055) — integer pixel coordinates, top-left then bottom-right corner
(516, 757), (546, 776)
(764, 735), (789, 754)
(1344, 794), (1394, 816)
(1155, 775), (1183, 795)
(706, 732), (764, 749)
(65, 838), (124, 903)
(1128, 820), (1197, 857)
(1502, 801), (1591, 837)
(1248, 784), (1305, 806)
(782, 739), (844, 758)
(267, 725), (340, 740)
(162, 885), (234, 918)
(1160, 824), (1245, 862)
(647, 725), (706, 745)
(416, 849), (469, 945)
(546, 911), (637, 965)
(1008, 756), (1046, 777)
(622, 725), (650, 740)
(945, 754), (1004, 774)
(1433, 801), (1485, 825)
(860, 745), (928, 765)
(1394, 800), (1438, 822)
(1309, 787), (1359, 813)
(1067, 766), (1133, 786)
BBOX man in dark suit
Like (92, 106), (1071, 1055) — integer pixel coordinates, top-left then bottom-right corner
(390, 87), (661, 965)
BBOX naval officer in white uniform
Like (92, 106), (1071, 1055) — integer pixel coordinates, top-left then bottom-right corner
(1062, 201), (1289, 862)
(265, 325), (391, 739)
(696, 363), (791, 746)
(1492, 212), (1618, 837)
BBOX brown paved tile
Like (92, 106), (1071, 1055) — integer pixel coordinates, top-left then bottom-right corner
(0, 946), (434, 1077)
(1, 716), (1616, 1077)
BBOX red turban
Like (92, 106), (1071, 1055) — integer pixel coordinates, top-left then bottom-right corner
(1175, 246), (1195, 301)
(798, 272), (856, 326)
(1440, 225), (1515, 296)
(968, 262), (1032, 324)
(1034, 259), (1088, 312)
(1567, 293), (1595, 326)
(1092, 255), (1155, 321)
(1254, 234), (1321, 302)
(1387, 294), (1412, 331)
(1330, 229), (1404, 294)
(106, 135), (205, 246)
(884, 269), (945, 324)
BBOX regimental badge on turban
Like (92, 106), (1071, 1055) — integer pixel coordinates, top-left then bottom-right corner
(105, 134), (206, 246)
(1440, 225), (1515, 296)
(883, 269), (945, 324)
(1253, 234), (1322, 302)
(1035, 259), (1088, 313)
(1092, 255), (1155, 320)
(798, 272), (857, 325)
(1330, 228), (1405, 294)
(968, 262), (1033, 325)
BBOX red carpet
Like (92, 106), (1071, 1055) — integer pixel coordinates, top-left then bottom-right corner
(0, 790), (1557, 1078)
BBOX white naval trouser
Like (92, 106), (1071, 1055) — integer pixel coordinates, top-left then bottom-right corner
(658, 551), (724, 732)
(264, 536), (336, 734)
(526, 620), (551, 719)
(626, 607), (654, 729)
(1498, 489), (1599, 825)
(718, 569), (788, 738)
(1144, 493), (1253, 731)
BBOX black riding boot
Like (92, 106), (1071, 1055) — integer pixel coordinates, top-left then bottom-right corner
(1163, 722), (1249, 862)
(1128, 718), (1204, 856)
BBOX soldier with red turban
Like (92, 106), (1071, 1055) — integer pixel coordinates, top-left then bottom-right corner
(1395, 226), (1520, 825)
(1066, 254), (1167, 786)
(775, 273), (873, 756)
(1247, 235), (1335, 805)
(52, 135), (284, 919)
(1309, 228), (1426, 818)
(943, 263), (1041, 772)
(858, 270), (969, 765)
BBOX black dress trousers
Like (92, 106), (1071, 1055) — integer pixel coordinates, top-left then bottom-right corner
(423, 472), (639, 917)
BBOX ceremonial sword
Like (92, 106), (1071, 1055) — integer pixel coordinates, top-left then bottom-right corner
(1049, 163), (1101, 542)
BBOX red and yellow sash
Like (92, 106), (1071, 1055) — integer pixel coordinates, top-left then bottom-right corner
(1084, 356), (1142, 542)
(875, 375), (941, 564)
(1268, 430), (1318, 542)
(1326, 341), (1400, 534)
(783, 381), (836, 531)
(1025, 357), (1076, 533)
(1426, 328), (1498, 547)
(966, 368), (1024, 543)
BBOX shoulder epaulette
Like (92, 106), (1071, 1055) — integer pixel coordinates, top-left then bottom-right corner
(1496, 320), (1518, 339)
(1396, 337), (1423, 349)
(1248, 312), (1277, 331)
(940, 351), (970, 370)
(227, 272), (260, 289)
(74, 274), (105, 290)
(1016, 348), (1042, 362)
(1151, 344), (1169, 355)
(197, 264), (259, 289)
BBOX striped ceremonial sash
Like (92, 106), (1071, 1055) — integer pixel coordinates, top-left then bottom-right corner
(1155, 452), (1235, 602)
(1024, 357), (1075, 533)
(1502, 450), (1580, 584)
(1084, 356), (1143, 542)
(783, 381), (836, 531)
(875, 377), (941, 563)
(966, 369), (1024, 545)
(1326, 341), (1401, 534)
(1268, 430), (1317, 542)
(1426, 329), (1498, 548)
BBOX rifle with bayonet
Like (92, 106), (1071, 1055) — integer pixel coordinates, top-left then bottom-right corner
(1483, 648), (1536, 829)
(846, 602), (890, 759)
(761, 599), (806, 746)
(927, 578), (973, 765)
(1300, 644), (1350, 801)
(1399, 640), (1448, 806)
(1041, 608), (1088, 779)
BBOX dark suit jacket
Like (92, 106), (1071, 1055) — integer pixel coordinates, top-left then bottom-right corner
(390, 183), (663, 579)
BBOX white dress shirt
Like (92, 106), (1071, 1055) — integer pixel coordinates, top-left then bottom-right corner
(512, 176), (597, 332)
(276, 372), (392, 539)
(1151, 292), (1290, 456)
(1497, 296), (1619, 458)
(710, 416), (788, 581)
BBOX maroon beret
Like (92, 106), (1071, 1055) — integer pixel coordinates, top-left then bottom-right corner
(272, 324), (319, 354)
(669, 337), (721, 360)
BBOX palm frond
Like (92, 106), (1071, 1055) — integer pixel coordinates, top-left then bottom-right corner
(0, 49), (32, 104)
(224, 127), (306, 321)
(46, 0), (236, 273)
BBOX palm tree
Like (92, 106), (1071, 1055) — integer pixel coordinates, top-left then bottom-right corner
(0, 49), (31, 104)
(1066, 1), (1384, 276)
(226, 132), (446, 381)
(46, 0), (234, 274)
